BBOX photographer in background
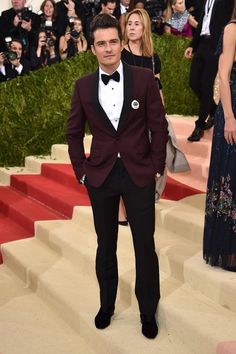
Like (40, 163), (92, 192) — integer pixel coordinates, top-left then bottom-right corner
(0, 1), (40, 59)
(146, 0), (167, 35)
(59, 16), (87, 60)
(30, 28), (59, 70)
(0, 38), (30, 82)
(38, 0), (60, 42)
(55, 0), (86, 36)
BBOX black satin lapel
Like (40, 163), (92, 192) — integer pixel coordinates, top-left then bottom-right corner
(91, 69), (117, 134)
(117, 62), (133, 132)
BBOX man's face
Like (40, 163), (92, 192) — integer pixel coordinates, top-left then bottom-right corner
(101, 2), (116, 15)
(120, 0), (130, 8)
(10, 41), (23, 58)
(12, 0), (26, 11)
(91, 28), (123, 74)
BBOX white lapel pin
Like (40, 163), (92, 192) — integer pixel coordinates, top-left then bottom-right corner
(131, 100), (139, 110)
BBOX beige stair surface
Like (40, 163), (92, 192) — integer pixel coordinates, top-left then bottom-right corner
(1, 237), (189, 354)
(0, 265), (96, 354)
(184, 252), (236, 313)
(159, 283), (236, 354)
(1, 193), (236, 353)
(157, 194), (205, 243)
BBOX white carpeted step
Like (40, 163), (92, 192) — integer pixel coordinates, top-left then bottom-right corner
(0, 239), (189, 354)
(0, 166), (40, 186)
(158, 228), (201, 282)
(159, 283), (236, 354)
(34, 202), (233, 313)
(158, 197), (205, 243)
(177, 135), (211, 159)
(0, 155), (59, 185)
(0, 264), (96, 354)
(33, 209), (184, 306)
(184, 252), (236, 313)
(24, 155), (64, 173)
(51, 144), (71, 162)
(2, 234), (236, 354)
(51, 136), (92, 162)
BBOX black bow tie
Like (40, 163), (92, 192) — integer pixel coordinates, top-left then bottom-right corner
(101, 71), (120, 85)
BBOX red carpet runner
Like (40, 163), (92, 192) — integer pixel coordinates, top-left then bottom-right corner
(0, 163), (202, 263)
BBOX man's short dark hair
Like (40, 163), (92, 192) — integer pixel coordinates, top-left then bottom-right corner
(101, 0), (116, 6)
(90, 13), (122, 45)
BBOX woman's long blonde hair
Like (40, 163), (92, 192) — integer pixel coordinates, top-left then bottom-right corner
(124, 8), (153, 57)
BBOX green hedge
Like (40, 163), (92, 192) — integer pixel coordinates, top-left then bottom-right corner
(153, 34), (198, 115)
(0, 34), (198, 167)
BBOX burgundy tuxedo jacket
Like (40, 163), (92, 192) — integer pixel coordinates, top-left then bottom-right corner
(67, 61), (168, 187)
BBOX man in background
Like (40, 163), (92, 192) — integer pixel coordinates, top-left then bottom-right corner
(185, 0), (234, 142)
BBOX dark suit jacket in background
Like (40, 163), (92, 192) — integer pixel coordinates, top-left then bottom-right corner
(67, 62), (168, 188)
(190, 0), (234, 52)
(0, 8), (40, 39)
(0, 58), (30, 82)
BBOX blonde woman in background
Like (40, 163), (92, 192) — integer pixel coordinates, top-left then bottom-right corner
(122, 8), (163, 98)
(119, 8), (163, 225)
(164, 0), (197, 37)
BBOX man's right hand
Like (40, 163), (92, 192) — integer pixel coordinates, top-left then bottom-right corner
(184, 47), (193, 59)
(13, 14), (21, 27)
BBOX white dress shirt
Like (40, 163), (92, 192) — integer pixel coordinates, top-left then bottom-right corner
(201, 0), (216, 36)
(120, 3), (128, 15)
(98, 61), (124, 131)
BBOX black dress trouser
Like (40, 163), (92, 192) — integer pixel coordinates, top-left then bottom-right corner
(189, 37), (219, 128)
(85, 158), (160, 317)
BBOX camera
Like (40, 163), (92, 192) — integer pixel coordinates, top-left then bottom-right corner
(17, 7), (33, 22)
(47, 37), (56, 47)
(1, 37), (18, 61)
(145, 0), (165, 34)
(41, 20), (56, 47)
(3, 51), (18, 61)
(68, 18), (80, 39)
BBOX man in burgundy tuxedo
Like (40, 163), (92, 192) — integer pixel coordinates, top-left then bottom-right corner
(66, 13), (168, 339)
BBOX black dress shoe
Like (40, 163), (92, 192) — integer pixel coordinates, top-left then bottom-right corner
(204, 116), (215, 130)
(187, 127), (204, 142)
(95, 309), (113, 329)
(140, 314), (158, 339)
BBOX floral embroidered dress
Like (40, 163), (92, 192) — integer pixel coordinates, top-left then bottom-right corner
(203, 57), (236, 271)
